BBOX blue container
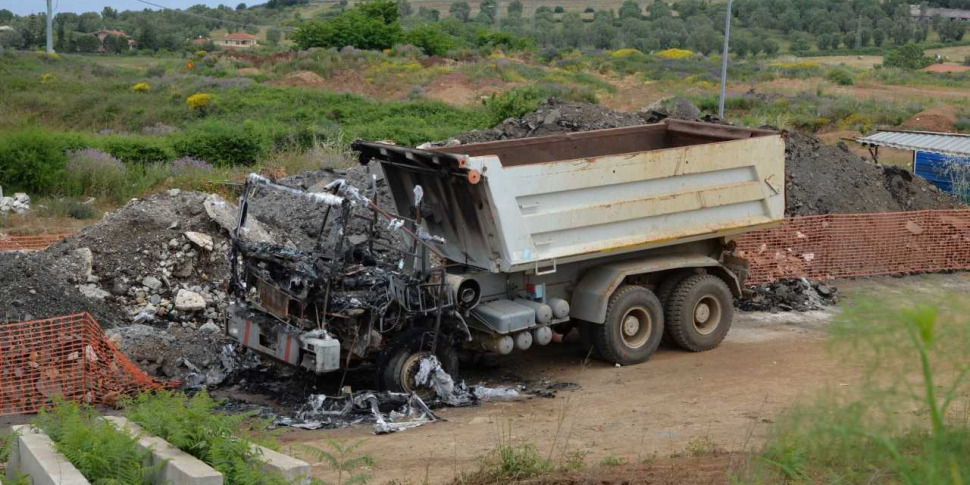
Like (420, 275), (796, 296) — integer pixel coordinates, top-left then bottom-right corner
(913, 150), (970, 194)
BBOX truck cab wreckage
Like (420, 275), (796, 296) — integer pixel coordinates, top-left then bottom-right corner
(227, 119), (786, 393)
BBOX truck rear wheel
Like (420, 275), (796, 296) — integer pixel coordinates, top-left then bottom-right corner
(665, 274), (733, 352)
(594, 285), (664, 366)
(655, 271), (692, 345)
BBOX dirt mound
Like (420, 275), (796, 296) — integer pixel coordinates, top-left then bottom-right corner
(322, 70), (381, 98)
(236, 67), (260, 76)
(425, 72), (504, 106)
(268, 70), (326, 88)
(784, 132), (962, 215)
(901, 105), (958, 133)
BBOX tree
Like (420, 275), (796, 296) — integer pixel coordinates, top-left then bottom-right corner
(554, 6), (565, 13)
(75, 34), (100, 53)
(860, 28), (872, 46)
(477, 0), (498, 23)
(843, 31), (858, 49)
(135, 21), (158, 51)
(405, 23), (452, 55)
(397, 0), (413, 17)
(55, 21), (66, 51)
(789, 31), (812, 53)
(0, 8), (13, 24)
(291, 0), (402, 50)
(562, 12), (584, 47)
(266, 28), (281, 45)
(236, 3), (247, 10)
(647, 0), (670, 19)
(618, 0), (641, 20)
(101, 7), (118, 19)
(103, 33), (128, 53)
(0, 29), (24, 50)
(873, 26), (886, 46)
(449, 1), (471, 22)
(762, 37), (780, 55)
(883, 43), (932, 69)
(418, 6), (440, 21)
(77, 12), (103, 33)
(507, 0), (523, 19)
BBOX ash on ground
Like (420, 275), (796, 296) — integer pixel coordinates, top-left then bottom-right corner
(738, 279), (838, 313)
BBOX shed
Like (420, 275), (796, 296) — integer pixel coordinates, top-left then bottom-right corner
(857, 130), (970, 194)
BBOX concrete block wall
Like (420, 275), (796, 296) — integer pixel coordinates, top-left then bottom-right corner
(8, 418), (310, 485)
(7, 425), (89, 485)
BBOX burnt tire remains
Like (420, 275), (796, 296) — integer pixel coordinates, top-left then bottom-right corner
(378, 330), (459, 394)
(665, 274), (733, 352)
(593, 285), (664, 366)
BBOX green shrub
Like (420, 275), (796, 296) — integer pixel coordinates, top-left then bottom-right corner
(124, 390), (287, 485)
(825, 67), (855, 86)
(101, 137), (175, 164)
(291, 0), (403, 51)
(0, 129), (83, 194)
(884, 43), (934, 70)
(33, 400), (159, 485)
(482, 88), (545, 125)
(405, 23), (453, 56)
(39, 198), (99, 219)
(175, 122), (265, 166)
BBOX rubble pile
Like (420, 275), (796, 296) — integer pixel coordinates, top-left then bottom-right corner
(248, 165), (406, 253)
(0, 187), (30, 214)
(737, 279), (838, 312)
(47, 189), (250, 330)
(455, 98), (656, 143)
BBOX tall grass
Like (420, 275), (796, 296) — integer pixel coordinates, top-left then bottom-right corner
(740, 295), (970, 484)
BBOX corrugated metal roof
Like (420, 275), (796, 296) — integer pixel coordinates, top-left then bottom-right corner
(857, 131), (970, 157)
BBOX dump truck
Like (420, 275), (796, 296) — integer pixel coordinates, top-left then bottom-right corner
(226, 119), (785, 394)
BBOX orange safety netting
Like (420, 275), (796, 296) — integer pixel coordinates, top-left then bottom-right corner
(0, 233), (72, 251)
(736, 210), (970, 285)
(0, 313), (165, 416)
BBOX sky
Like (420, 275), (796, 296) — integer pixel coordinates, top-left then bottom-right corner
(3, 0), (229, 16)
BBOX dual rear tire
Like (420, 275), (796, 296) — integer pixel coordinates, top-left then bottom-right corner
(591, 274), (734, 365)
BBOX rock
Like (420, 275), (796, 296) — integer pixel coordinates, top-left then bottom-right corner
(174, 289), (206, 311)
(142, 276), (163, 291)
(174, 261), (194, 278)
(203, 193), (276, 244)
(184, 231), (214, 251)
(169, 238), (180, 249)
(78, 284), (111, 300)
(13, 193), (29, 203)
(168, 189), (181, 196)
(199, 321), (220, 334)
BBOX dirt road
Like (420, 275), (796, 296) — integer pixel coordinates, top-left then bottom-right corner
(278, 274), (970, 484)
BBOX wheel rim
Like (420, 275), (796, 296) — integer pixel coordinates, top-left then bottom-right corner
(399, 351), (434, 396)
(692, 296), (722, 336)
(620, 306), (652, 349)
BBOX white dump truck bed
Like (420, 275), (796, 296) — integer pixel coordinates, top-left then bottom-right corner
(354, 119), (786, 273)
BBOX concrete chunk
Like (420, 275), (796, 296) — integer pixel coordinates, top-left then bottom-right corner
(7, 425), (89, 485)
(103, 417), (223, 485)
(253, 445), (311, 485)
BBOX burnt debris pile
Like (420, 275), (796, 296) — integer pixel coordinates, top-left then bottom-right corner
(738, 279), (838, 312)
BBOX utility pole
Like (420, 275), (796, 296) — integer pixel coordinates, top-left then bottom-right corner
(717, 0), (733, 120)
(46, 0), (54, 53)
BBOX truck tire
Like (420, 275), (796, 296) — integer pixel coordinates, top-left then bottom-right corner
(593, 285), (664, 366)
(665, 274), (733, 352)
(378, 331), (459, 396)
(655, 271), (692, 345)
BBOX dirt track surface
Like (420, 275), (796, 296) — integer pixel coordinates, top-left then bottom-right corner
(280, 272), (970, 485)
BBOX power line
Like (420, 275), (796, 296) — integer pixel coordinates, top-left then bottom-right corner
(132, 0), (296, 31)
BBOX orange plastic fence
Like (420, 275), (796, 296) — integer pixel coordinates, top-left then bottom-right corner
(0, 233), (72, 251)
(0, 313), (165, 416)
(737, 210), (970, 285)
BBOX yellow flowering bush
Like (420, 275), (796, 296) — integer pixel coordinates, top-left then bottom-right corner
(195, 50), (207, 58)
(132, 82), (151, 93)
(657, 48), (693, 60)
(40, 73), (57, 84)
(610, 48), (642, 58)
(186, 93), (213, 113)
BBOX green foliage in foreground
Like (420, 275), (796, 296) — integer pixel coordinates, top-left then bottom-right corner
(741, 295), (970, 485)
(884, 43), (935, 70)
(33, 400), (160, 485)
(124, 390), (289, 485)
(292, 441), (375, 485)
